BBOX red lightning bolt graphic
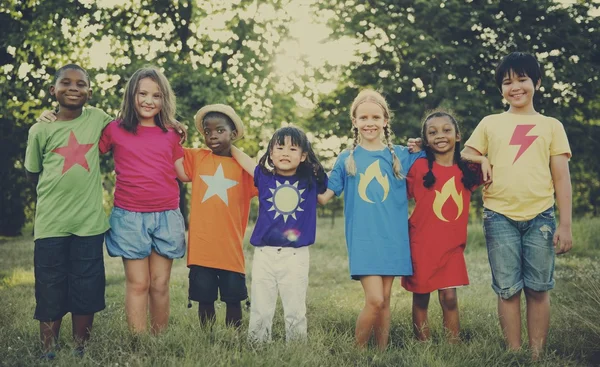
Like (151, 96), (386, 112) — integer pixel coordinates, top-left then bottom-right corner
(509, 125), (537, 164)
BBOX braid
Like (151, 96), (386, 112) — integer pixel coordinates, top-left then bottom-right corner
(345, 126), (359, 176)
(383, 125), (403, 179)
(455, 142), (479, 191)
(423, 148), (436, 188)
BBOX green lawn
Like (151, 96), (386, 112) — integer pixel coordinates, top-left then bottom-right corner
(0, 218), (599, 366)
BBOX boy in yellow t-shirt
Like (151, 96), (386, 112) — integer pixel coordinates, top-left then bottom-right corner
(463, 52), (572, 360)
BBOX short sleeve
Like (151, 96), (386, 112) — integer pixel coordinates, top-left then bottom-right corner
(328, 151), (348, 196)
(171, 131), (184, 162)
(24, 123), (45, 173)
(406, 160), (421, 199)
(550, 120), (572, 159)
(317, 173), (328, 194)
(183, 148), (197, 178)
(98, 122), (114, 154)
(464, 118), (488, 155)
(99, 109), (113, 128)
(245, 169), (259, 198)
(396, 146), (425, 176)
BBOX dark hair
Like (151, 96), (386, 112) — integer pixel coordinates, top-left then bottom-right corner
(203, 111), (236, 131)
(118, 66), (176, 134)
(53, 64), (90, 84)
(494, 52), (542, 90)
(421, 110), (479, 192)
(258, 126), (327, 192)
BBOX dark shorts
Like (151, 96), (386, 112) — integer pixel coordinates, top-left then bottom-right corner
(34, 234), (106, 321)
(188, 265), (247, 304)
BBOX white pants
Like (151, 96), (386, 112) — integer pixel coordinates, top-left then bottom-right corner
(248, 246), (310, 343)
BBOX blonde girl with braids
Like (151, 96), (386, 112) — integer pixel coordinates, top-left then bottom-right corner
(319, 89), (424, 350)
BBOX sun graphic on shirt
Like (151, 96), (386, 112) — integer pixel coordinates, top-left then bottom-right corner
(267, 180), (305, 223)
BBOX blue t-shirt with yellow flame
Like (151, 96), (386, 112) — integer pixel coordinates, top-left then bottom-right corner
(328, 145), (424, 279)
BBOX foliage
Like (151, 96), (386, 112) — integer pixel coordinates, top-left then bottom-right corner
(311, 0), (600, 216)
(0, 0), (302, 235)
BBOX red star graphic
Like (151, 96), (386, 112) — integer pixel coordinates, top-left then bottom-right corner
(52, 131), (95, 174)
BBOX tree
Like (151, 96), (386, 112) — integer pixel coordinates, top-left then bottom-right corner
(0, 0), (300, 235)
(310, 0), (600, 215)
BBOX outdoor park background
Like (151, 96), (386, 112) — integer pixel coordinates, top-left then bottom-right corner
(1, 0), (600, 366)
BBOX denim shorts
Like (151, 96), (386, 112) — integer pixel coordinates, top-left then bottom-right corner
(188, 265), (248, 304)
(483, 207), (556, 299)
(105, 207), (186, 260)
(34, 234), (106, 321)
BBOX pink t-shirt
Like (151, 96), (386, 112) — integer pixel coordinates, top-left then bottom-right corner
(99, 120), (184, 212)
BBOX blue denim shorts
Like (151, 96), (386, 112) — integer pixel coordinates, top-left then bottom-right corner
(106, 207), (186, 260)
(483, 207), (556, 299)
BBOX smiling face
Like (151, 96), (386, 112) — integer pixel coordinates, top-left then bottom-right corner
(424, 116), (460, 155)
(135, 77), (163, 126)
(269, 135), (307, 176)
(352, 101), (388, 144)
(50, 68), (91, 110)
(501, 70), (539, 113)
(202, 116), (237, 156)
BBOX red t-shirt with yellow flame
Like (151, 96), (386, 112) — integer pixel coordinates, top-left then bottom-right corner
(402, 158), (479, 293)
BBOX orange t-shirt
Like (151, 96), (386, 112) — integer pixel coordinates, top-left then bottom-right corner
(183, 148), (257, 273)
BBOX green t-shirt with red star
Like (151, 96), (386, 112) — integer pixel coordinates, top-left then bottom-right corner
(25, 107), (112, 240)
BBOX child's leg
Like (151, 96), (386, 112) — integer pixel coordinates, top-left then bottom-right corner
(71, 314), (94, 350)
(198, 303), (216, 326)
(438, 288), (460, 343)
(225, 302), (242, 328)
(522, 207), (556, 359)
(278, 247), (309, 342)
(123, 258), (151, 333)
(248, 247), (278, 342)
(40, 320), (62, 353)
(34, 237), (70, 353)
(498, 291), (522, 350)
(483, 208), (524, 351)
(69, 233), (106, 349)
(373, 276), (394, 350)
(412, 293), (431, 341)
(524, 289), (550, 359)
(355, 275), (385, 349)
(148, 250), (173, 335)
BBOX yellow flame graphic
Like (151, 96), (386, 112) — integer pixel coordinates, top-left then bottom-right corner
(432, 177), (463, 222)
(358, 161), (389, 203)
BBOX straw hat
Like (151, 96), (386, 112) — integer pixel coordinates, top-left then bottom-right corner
(194, 104), (245, 141)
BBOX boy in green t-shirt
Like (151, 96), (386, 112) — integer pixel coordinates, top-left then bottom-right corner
(25, 64), (112, 359)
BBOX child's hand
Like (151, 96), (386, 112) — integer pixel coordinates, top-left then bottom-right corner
(407, 137), (422, 153)
(481, 157), (493, 188)
(554, 224), (573, 254)
(168, 120), (188, 144)
(37, 110), (57, 123)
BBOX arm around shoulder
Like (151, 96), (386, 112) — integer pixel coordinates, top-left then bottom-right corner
(231, 146), (257, 177)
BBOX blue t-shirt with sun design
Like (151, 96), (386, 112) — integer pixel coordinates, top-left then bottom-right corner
(250, 166), (328, 248)
(328, 145), (424, 279)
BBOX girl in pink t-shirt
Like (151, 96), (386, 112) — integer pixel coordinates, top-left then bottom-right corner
(98, 67), (188, 335)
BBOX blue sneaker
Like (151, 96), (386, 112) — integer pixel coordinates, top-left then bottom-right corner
(40, 351), (56, 360)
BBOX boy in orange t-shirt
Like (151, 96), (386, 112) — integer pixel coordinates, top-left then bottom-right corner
(182, 104), (257, 328)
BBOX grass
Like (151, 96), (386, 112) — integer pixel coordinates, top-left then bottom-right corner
(0, 217), (599, 366)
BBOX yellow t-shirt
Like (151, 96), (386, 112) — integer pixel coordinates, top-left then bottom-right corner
(465, 112), (571, 221)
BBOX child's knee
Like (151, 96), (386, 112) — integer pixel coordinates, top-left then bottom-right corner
(439, 290), (458, 310)
(128, 278), (150, 294)
(366, 296), (386, 311)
